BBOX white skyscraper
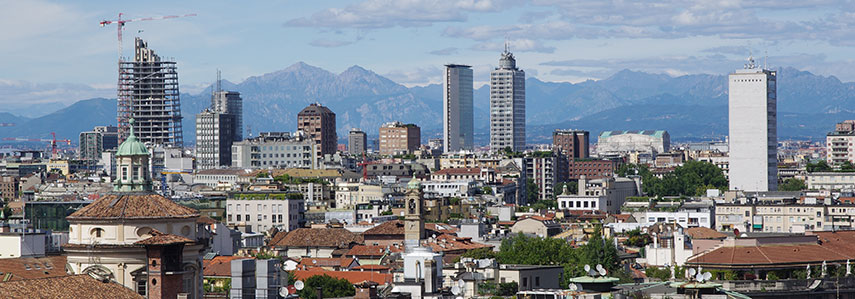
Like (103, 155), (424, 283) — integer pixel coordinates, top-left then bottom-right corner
(443, 64), (474, 153)
(728, 56), (777, 191)
(490, 45), (526, 151)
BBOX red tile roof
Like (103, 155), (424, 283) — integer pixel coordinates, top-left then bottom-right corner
(203, 256), (253, 277)
(67, 193), (199, 220)
(134, 229), (194, 245)
(0, 274), (143, 299)
(421, 234), (493, 253)
(345, 245), (403, 258)
(270, 228), (362, 249)
(686, 227), (727, 240)
(688, 231), (855, 268)
(297, 257), (358, 269)
(0, 256), (67, 281)
(293, 269), (392, 285)
(352, 265), (390, 271)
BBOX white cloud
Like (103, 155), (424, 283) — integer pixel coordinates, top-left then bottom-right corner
(471, 39), (555, 53)
(429, 47), (459, 55)
(286, 0), (518, 29)
(310, 39), (354, 48)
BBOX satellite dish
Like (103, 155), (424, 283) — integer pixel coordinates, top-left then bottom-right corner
(703, 272), (712, 281)
(584, 265), (591, 272)
(458, 279), (465, 288)
(312, 260), (317, 264)
(294, 280), (304, 291)
(598, 268), (607, 276)
(688, 268), (697, 277)
(452, 286), (461, 295)
(596, 264), (604, 272)
(568, 283), (578, 291)
(695, 273), (704, 282)
(279, 287), (289, 297)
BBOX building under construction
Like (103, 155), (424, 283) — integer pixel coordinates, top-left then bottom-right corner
(117, 37), (183, 147)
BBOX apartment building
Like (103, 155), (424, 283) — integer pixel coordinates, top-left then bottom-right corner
(231, 132), (317, 168)
(716, 201), (855, 233)
(379, 122), (421, 155)
(226, 192), (305, 232)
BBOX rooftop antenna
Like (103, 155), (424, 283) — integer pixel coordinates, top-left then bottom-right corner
(764, 50), (768, 70)
(504, 35), (510, 53)
(216, 69), (222, 93)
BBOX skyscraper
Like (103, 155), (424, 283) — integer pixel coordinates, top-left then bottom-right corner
(728, 56), (777, 191)
(490, 45), (526, 152)
(553, 129), (590, 159)
(195, 109), (237, 169)
(118, 37), (183, 147)
(443, 64), (474, 153)
(348, 128), (367, 155)
(79, 126), (119, 161)
(212, 91), (243, 141)
(297, 103), (337, 158)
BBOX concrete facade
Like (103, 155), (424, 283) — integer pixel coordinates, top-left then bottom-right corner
(226, 194), (305, 232)
(379, 122), (421, 155)
(728, 61), (777, 192)
(348, 128), (367, 155)
(231, 132), (317, 169)
(490, 48), (526, 152)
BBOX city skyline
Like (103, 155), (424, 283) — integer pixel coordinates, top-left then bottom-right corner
(4, 0), (855, 109)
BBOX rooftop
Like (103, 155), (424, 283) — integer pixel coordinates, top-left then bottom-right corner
(203, 256), (253, 277)
(599, 130), (667, 139)
(0, 274), (143, 299)
(270, 228), (362, 249)
(67, 192), (199, 221)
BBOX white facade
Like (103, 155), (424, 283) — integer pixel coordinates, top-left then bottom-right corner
(0, 232), (46, 258)
(558, 176), (641, 213)
(490, 48), (525, 152)
(422, 180), (477, 198)
(807, 172), (855, 190)
(443, 64), (474, 153)
(231, 132), (317, 168)
(728, 61), (777, 191)
(643, 211), (713, 228)
(226, 197), (304, 232)
(645, 232), (694, 267)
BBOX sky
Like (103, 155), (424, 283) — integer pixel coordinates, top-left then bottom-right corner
(2, 0), (855, 107)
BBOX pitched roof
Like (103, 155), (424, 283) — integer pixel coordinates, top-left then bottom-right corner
(292, 269), (392, 285)
(134, 229), (194, 245)
(353, 264), (390, 271)
(686, 227), (727, 240)
(687, 231), (855, 268)
(67, 193), (199, 220)
(0, 275), (143, 299)
(297, 257), (358, 269)
(344, 245), (403, 258)
(203, 256), (253, 277)
(0, 256), (67, 281)
(363, 220), (445, 237)
(421, 234), (493, 253)
(270, 228), (361, 249)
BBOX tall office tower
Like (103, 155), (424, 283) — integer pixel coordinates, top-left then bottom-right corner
(553, 129), (590, 159)
(728, 56), (777, 191)
(195, 109), (237, 169)
(348, 128), (367, 155)
(443, 64), (474, 153)
(118, 37), (183, 147)
(212, 91), (243, 141)
(490, 45), (526, 152)
(79, 126), (119, 161)
(379, 122), (421, 155)
(297, 103), (337, 158)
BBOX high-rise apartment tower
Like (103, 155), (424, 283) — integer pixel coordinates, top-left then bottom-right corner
(728, 56), (777, 192)
(297, 103), (337, 158)
(490, 45), (526, 152)
(443, 64), (474, 153)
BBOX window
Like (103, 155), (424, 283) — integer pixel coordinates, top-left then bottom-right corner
(236, 215), (241, 221)
(91, 228), (104, 238)
(522, 277), (528, 288)
(535, 276), (540, 287)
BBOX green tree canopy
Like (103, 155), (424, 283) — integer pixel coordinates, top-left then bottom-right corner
(296, 275), (356, 298)
(779, 178), (806, 191)
(619, 161), (727, 197)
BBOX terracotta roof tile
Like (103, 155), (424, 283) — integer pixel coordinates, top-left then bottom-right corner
(421, 234), (492, 253)
(0, 274), (143, 299)
(67, 193), (199, 220)
(203, 256), (253, 277)
(297, 257), (358, 269)
(687, 232), (855, 268)
(363, 220), (443, 237)
(344, 245), (403, 258)
(134, 229), (194, 245)
(686, 227), (727, 240)
(0, 256), (67, 281)
(270, 228), (361, 249)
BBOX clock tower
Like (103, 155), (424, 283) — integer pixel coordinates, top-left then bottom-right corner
(404, 175), (425, 248)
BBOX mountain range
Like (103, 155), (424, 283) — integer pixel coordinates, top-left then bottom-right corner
(2, 62), (854, 145)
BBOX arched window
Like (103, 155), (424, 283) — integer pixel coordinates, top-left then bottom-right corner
(90, 227), (104, 238)
(136, 227), (153, 238)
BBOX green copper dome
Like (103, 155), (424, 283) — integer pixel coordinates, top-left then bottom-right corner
(407, 174), (421, 190)
(116, 119), (149, 157)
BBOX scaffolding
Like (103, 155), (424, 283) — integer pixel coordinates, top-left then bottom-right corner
(117, 37), (183, 147)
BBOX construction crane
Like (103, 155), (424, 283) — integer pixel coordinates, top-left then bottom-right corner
(2, 132), (71, 156)
(99, 13), (197, 61)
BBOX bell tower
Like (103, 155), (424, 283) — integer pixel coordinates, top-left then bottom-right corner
(404, 175), (425, 248)
(114, 118), (153, 192)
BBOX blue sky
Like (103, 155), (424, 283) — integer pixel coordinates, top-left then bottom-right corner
(2, 0), (855, 106)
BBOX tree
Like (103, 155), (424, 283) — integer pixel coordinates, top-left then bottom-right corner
(779, 178), (806, 191)
(842, 161), (855, 172)
(296, 275), (356, 298)
(807, 160), (832, 173)
(458, 247), (497, 261)
(623, 161), (727, 197)
(482, 186), (493, 195)
(526, 178), (539, 201)
(553, 181), (578, 197)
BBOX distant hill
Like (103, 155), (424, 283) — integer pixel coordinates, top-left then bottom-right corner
(4, 64), (855, 145)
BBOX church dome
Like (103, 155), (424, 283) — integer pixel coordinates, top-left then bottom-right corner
(116, 119), (148, 157)
(407, 175), (421, 190)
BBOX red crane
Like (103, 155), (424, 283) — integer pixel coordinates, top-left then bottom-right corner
(357, 152), (375, 180)
(99, 13), (197, 61)
(2, 132), (71, 156)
